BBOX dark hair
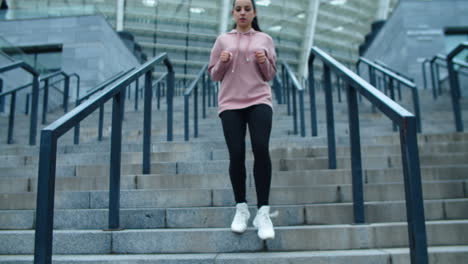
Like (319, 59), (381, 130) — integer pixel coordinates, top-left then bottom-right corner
(232, 0), (262, 32)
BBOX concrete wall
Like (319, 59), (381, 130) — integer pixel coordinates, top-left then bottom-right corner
(0, 15), (140, 105)
(363, 0), (468, 93)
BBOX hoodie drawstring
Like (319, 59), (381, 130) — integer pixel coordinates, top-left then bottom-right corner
(232, 30), (254, 73)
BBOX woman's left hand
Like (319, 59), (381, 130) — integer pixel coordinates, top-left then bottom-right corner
(255, 50), (267, 64)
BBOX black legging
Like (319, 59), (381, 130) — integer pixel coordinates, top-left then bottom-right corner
(220, 104), (272, 208)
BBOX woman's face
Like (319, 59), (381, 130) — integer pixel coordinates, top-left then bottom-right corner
(232, 0), (256, 29)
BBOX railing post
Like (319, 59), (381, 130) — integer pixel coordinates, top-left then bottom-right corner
(430, 61), (438, 99)
(98, 105), (104, 141)
(447, 58), (464, 132)
(143, 70), (153, 174)
(157, 82), (161, 110)
(194, 84), (199, 138)
(135, 78), (139, 111)
(292, 84), (298, 135)
(434, 63), (442, 95)
(42, 79), (49, 125)
(411, 87), (422, 133)
(74, 99), (80, 144)
(397, 81), (402, 101)
(33, 129), (58, 264)
(7, 92), (16, 144)
(388, 78), (398, 132)
(214, 82), (218, 107)
(273, 76), (283, 105)
(285, 66), (291, 116)
(108, 89), (125, 229)
(346, 84), (365, 224)
(308, 54), (318, 137)
(299, 90), (305, 137)
(74, 123), (80, 145)
(0, 78), (4, 113)
(30, 74), (40, 145)
(323, 63), (336, 169)
(202, 72), (207, 118)
(184, 95), (189, 141)
(207, 79), (212, 107)
(399, 117), (429, 264)
(74, 75), (81, 107)
(166, 65), (174, 142)
(336, 76), (342, 103)
(63, 75), (70, 112)
(421, 60), (428, 90)
(368, 66), (377, 113)
(25, 94), (30, 114)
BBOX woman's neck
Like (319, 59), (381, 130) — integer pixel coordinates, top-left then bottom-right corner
(236, 25), (252, 33)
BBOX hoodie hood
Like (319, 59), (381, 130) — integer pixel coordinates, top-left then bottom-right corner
(227, 28), (257, 34)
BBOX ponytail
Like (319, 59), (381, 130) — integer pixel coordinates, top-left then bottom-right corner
(231, 0), (262, 32)
(251, 17), (262, 32)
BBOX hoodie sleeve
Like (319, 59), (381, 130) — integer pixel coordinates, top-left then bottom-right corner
(257, 35), (277, 82)
(208, 36), (232, 82)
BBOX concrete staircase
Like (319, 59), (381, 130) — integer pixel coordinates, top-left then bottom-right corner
(0, 83), (468, 263)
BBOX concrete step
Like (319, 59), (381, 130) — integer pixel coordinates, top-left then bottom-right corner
(2, 165), (468, 193)
(1, 198), (467, 230)
(2, 140), (467, 168)
(0, 220), (467, 254)
(0, 246), (467, 263)
(1, 181), (466, 210)
(1, 130), (466, 157)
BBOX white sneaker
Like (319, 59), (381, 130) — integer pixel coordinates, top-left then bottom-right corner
(231, 203), (250, 233)
(253, 205), (275, 240)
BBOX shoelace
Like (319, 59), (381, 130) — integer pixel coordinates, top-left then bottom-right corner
(259, 210), (279, 220)
(269, 210), (279, 218)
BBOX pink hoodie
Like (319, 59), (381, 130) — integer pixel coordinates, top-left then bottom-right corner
(208, 29), (277, 115)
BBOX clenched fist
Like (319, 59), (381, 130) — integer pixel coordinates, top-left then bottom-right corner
(220, 51), (231, 63)
(255, 50), (267, 64)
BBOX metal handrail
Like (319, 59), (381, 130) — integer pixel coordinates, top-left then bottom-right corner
(183, 63), (208, 141)
(357, 57), (422, 133)
(310, 46), (428, 264)
(73, 68), (135, 144)
(33, 53), (174, 264)
(281, 60), (306, 137)
(77, 69), (132, 104)
(446, 42), (468, 132)
(428, 54), (468, 99)
(0, 61), (40, 145)
(375, 59), (414, 82)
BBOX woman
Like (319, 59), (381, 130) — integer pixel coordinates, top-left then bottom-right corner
(208, 0), (277, 240)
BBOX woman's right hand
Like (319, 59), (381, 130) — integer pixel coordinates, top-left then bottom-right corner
(220, 51), (231, 63)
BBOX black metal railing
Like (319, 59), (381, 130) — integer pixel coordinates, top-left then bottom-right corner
(281, 60), (306, 137)
(73, 68), (134, 144)
(421, 44), (468, 131)
(0, 65), (80, 144)
(357, 57), (422, 133)
(310, 46), (428, 264)
(183, 63), (209, 141)
(429, 54), (446, 99)
(272, 74), (283, 105)
(33, 53), (174, 264)
(36, 71), (71, 124)
(0, 61), (40, 145)
(375, 59), (414, 82)
(446, 42), (468, 132)
(422, 53), (468, 100)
